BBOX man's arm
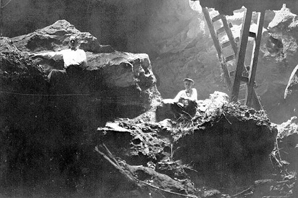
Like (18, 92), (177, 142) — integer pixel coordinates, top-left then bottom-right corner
(173, 91), (183, 102)
(190, 88), (198, 101)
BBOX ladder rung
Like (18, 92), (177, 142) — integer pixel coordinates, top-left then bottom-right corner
(221, 40), (230, 48)
(240, 84), (246, 89)
(216, 26), (225, 35)
(239, 99), (246, 103)
(241, 76), (249, 83)
(230, 70), (235, 76)
(242, 70), (249, 77)
(249, 32), (256, 38)
(212, 15), (222, 22)
(217, 23), (233, 35)
(239, 88), (246, 93)
(239, 84), (247, 94)
(225, 55), (235, 62)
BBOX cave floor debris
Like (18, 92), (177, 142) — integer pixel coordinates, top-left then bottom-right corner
(96, 93), (297, 198)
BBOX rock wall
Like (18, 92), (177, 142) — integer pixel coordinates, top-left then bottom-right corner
(256, 7), (298, 123)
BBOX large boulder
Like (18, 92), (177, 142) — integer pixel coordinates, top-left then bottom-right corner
(173, 96), (278, 182)
(0, 20), (160, 196)
(5, 19), (161, 120)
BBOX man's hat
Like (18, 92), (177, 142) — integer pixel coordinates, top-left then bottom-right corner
(184, 78), (194, 83)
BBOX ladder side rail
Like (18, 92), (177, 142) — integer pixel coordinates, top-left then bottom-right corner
(231, 7), (253, 102)
(222, 15), (250, 77)
(202, 7), (232, 89)
(251, 89), (262, 110)
(220, 62), (233, 89)
(202, 7), (223, 58)
(221, 15), (251, 96)
(246, 10), (265, 109)
(223, 13), (260, 107)
(221, 16), (238, 55)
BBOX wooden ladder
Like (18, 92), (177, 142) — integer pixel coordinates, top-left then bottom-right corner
(202, 7), (264, 110)
(231, 7), (265, 110)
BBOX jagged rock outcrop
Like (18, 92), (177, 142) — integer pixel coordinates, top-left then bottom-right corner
(276, 117), (298, 197)
(10, 19), (114, 54)
(277, 117), (298, 172)
(0, 20), (160, 197)
(256, 7), (298, 123)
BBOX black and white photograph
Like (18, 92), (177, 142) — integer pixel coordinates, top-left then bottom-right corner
(0, 0), (297, 197)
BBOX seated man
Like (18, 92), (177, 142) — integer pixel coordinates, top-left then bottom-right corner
(170, 78), (198, 119)
(32, 35), (87, 89)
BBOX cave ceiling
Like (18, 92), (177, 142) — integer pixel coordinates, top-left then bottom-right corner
(194, 0), (298, 15)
